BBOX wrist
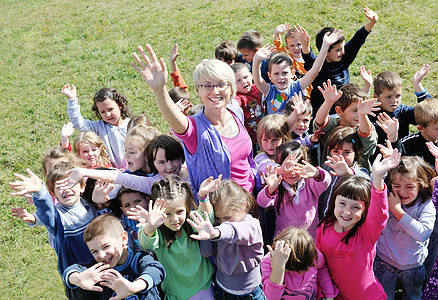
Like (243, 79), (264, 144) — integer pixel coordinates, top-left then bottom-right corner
(197, 193), (208, 203)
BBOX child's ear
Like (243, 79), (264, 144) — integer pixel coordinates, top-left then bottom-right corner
(268, 71), (272, 81)
(373, 93), (378, 99)
(335, 106), (343, 116)
(121, 231), (129, 247)
(417, 125), (425, 132)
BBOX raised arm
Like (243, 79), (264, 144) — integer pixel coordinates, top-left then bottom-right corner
(357, 97), (381, 135)
(360, 65), (373, 95)
(132, 44), (188, 134)
(253, 45), (275, 96)
(372, 150), (401, 191)
(363, 6), (378, 32)
(412, 64), (430, 93)
(314, 80), (343, 126)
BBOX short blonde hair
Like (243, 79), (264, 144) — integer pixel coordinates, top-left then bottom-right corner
(415, 98), (438, 128)
(193, 59), (236, 101)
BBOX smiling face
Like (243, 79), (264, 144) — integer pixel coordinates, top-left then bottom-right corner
(234, 68), (253, 94)
(334, 195), (365, 232)
(87, 232), (129, 268)
(163, 197), (187, 233)
(376, 87), (402, 113)
(153, 147), (182, 178)
(330, 141), (355, 167)
(268, 61), (294, 91)
(96, 98), (122, 126)
(120, 192), (149, 215)
(285, 37), (302, 59)
(391, 173), (420, 206)
(78, 142), (100, 167)
(337, 101), (359, 127)
(52, 181), (85, 207)
(326, 41), (345, 63)
(124, 138), (147, 173)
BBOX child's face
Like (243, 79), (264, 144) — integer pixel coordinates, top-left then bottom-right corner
(268, 62), (294, 91)
(96, 98), (122, 126)
(326, 41), (345, 63)
(330, 142), (355, 167)
(337, 101), (359, 127)
(163, 197), (187, 232)
(282, 170), (302, 186)
(419, 122), (438, 143)
(78, 143), (100, 167)
(214, 205), (246, 224)
(391, 173), (420, 206)
(292, 114), (312, 136)
(52, 181), (85, 207)
(124, 138), (147, 173)
(334, 195), (365, 232)
(234, 68), (253, 94)
(376, 87), (402, 112)
(240, 48), (257, 62)
(87, 232), (128, 268)
(285, 37), (302, 59)
(154, 148), (182, 178)
(120, 192), (149, 215)
(261, 134), (282, 156)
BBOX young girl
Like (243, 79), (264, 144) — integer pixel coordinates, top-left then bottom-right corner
(258, 141), (331, 239)
(374, 156), (436, 299)
(73, 131), (112, 168)
(138, 176), (215, 299)
(187, 180), (265, 300)
(316, 150), (401, 300)
(61, 84), (132, 169)
(260, 226), (338, 299)
(318, 126), (370, 219)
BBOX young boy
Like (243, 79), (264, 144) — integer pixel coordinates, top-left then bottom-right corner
(301, 6), (378, 116)
(230, 62), (264, 151)
(237, 30), (270, 83)
(9, 162), (98, 299)
(253, 28), (342, 115)
(63, 214), (165, 300)
(215, 40), (239, 65)
(399, 98), (438, 166)
(314, 81), (380, 171)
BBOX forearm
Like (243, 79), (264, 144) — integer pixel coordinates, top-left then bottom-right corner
(315, 102), (331, 126)
(300, 44), (329, 89)
(252, 58), (269, 95)
(269, 263), (286, 285)
(80, 168), (117, 182)
(127, 279), (148, 295)
(153, 86), (188, 134)
(364, 20), (376, 32)
(358, 114), (372, 135)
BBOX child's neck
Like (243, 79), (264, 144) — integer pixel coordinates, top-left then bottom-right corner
(117, 247), (129, 266)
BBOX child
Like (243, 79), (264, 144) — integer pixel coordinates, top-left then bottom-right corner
(399, 98), (438, 166)
(73, 131), (112, 169)
(260, 226), (338, 299)
(215, 40), (239, 65)
(258, 141), (331, 239)
(253, 28), (342, 115)
(316, 150), (401, 300)
(63, 214), (165, 300)
(236, 30), (270, 83)
(314, 81), (379, 171)
(138, 176), (215, 299)
(301, 6), (379, 115)
(374, 156), (436, 299)
(187, 179), (265, 300)
(62, 84), (132, 169)
(231, 62), (264, 150)
(9, 162), (97, 298)
(127, 114), (153, 131)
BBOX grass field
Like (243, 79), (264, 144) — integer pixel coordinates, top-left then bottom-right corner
(1, 0), (437, 298)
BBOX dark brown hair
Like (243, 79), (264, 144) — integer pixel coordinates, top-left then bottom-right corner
(146, 135), (185, 174)
(335, 83), (368, 111)
(92, 88), (131, 120)
(215, 40), (239, 64)
(326, 126), (362, 163)
(237, 30), (263, 51)
(316, 27), (345, 51)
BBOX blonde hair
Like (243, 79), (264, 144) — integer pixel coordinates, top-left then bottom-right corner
(125, 125), (161, 154)
(127, 115), (153, 132)
(74, 131), (111, 167)
(41, 146), (79, 178)
(414, 98), (438, 128)
(193, 59), (237, 100)
(210, 180), (257, 217)
(256, 114), (291, 154)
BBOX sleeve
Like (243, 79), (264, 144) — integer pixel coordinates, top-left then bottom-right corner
(365, 185), (389, 243)
(174, 116), (198, 155)
(257, 185), (278, 208)
(274, 36), (287, 53)
(302, 48), (317, 72)
(260, 253), (286, 300)
(255, 153), (279, 175)
(315, 249), (339, 298)
(28, 213), (45, 227)
(135, 252), (166, 293)
(214, 216), (263, 246)
(32, 186), (62, 237)
(62, 263), (89, 288)
(397, 105), (416, 128)
(113, 171), (157, 195)
(170, 69), (189, 91)
(67, 98), (102, 133)
(398, 199), (436, 242)
(415, 89), (433, 103)
(138, 225), (161, 251)
(308, 168), (331, 196)
(358, 125), (377, 157)
(341, 26), (370, 67)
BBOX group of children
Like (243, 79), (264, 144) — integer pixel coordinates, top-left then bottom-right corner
(8, 5), (438, 300)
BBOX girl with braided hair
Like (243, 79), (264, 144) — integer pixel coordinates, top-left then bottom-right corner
(62, 84), (132, 169)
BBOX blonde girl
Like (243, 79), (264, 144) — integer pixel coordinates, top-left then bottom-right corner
(74, 131), (111, 168)
(316, 150), (401, 300)
(258, 141), (331, 239)
(138, 176), (215, 300)
(260, 226), (337, 299)
(187, 180), (265, 300)
(374, 156), (436, 299)
(62, 84), (132, 169)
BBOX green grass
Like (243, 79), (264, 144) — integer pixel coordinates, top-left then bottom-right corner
(1, 0), (437, 298)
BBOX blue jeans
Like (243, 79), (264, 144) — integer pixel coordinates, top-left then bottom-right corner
(214, 283), (266, 300)
(374, 255), (426, 300)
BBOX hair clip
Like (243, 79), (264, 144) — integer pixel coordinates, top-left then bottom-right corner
(351, 139), (356, 144)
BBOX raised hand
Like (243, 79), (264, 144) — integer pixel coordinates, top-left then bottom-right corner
(278, 152), (303, 176)
(56, 168), (84, 190)
(186, 211), (219, 240)
(11, 207), (37, 224)
(175, 99), (192, 114)
(60, 122), (75, 148)
(377, 140), (395, 159)
(310, 128), (324, 144)
(376, 112), (398, 142)
(322, 29), (343, 46)
(267, 240), (291, 269)
(325, 155), (354, 177)
(289, 92), (308, 116)
(318, 80), (343, 105)
(294, 160), (320, 179)
(70, 262), (110, 292)
(92, 180), (114, 206)
(358, 98), (381, 117)
(145, 198), (168, 231)
(132, 44), (168, 93)
(198, 175), (222, 198)
(412, 64), (430, 92)
(372, 150), (401, 177)
(426, 142), (438, 173)
(254, 44), (276, 61)
(364, 6), (378, 23)
(9, 169), (43, 197)
(61, 83), (77, 100)
(126, 205), (149, 224)
(262, 165), (283, 195)
(169, 43), (180, 64)
(360, 65), (373, 92)
(294, 24), (310, 49)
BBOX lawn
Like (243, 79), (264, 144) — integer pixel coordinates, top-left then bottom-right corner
(0, 0), (437, 298)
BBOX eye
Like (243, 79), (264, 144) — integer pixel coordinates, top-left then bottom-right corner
(217, 83), (228, 88)
(353, 205), (361, 210)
